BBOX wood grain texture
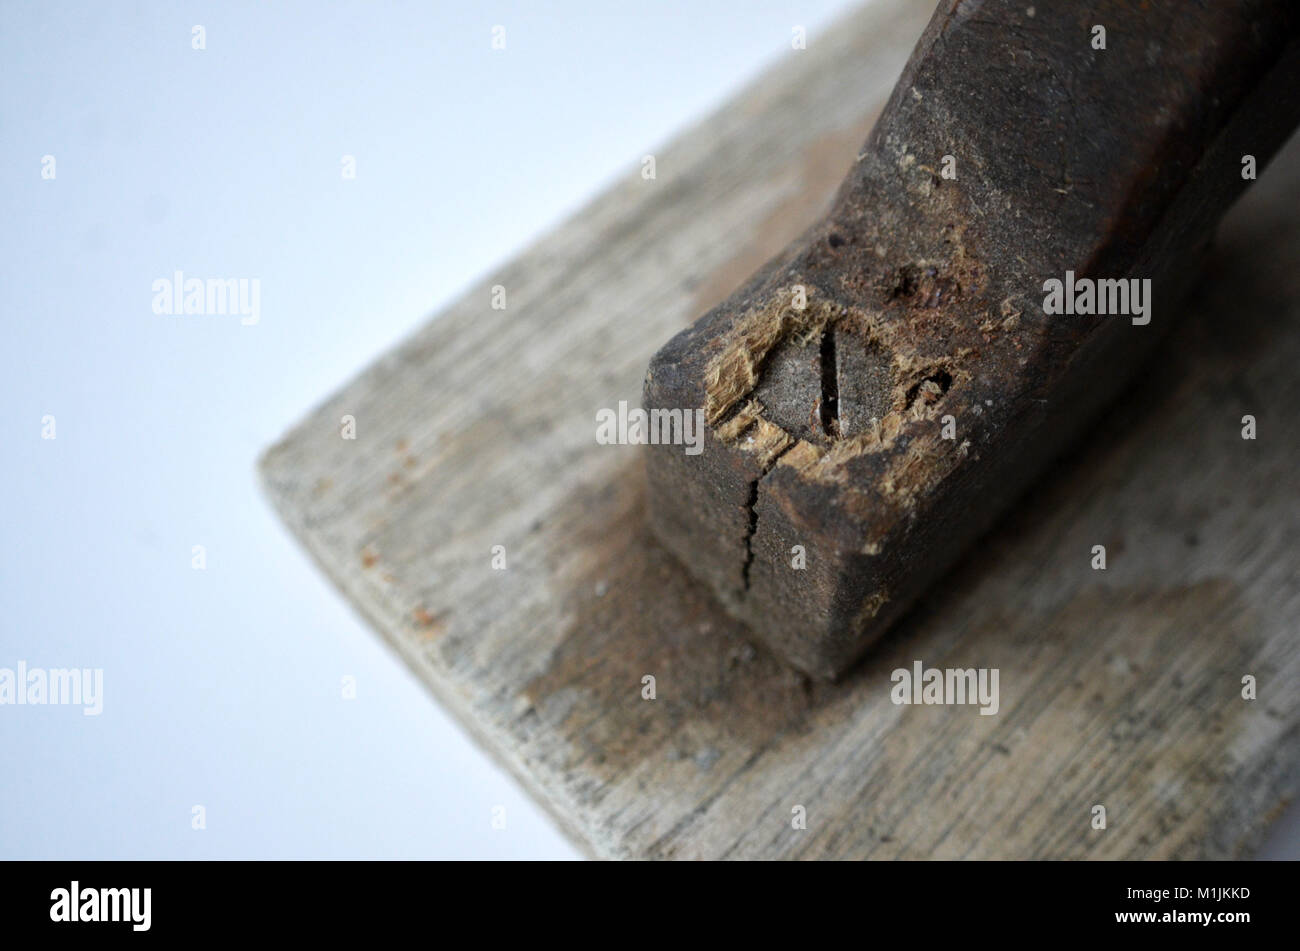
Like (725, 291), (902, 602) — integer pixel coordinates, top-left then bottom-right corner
(260, 0), (1299, 859)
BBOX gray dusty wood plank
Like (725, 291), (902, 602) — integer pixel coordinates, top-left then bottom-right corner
(259, 0), (1300, 859)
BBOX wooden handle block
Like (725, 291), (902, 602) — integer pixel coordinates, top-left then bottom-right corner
(644, 0), (1300, 678)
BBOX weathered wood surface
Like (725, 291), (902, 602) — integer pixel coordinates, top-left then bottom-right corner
(260, 0), (1300, 859)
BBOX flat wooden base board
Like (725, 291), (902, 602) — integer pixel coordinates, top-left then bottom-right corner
(260, 0), (1299, 858)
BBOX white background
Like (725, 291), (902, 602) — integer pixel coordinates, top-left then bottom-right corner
(2, 0), (1296, 860)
